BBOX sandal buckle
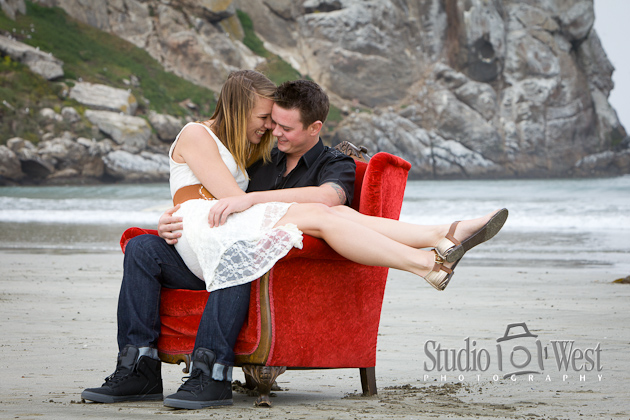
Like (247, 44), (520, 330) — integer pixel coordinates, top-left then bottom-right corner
(433, 249), (446, 265)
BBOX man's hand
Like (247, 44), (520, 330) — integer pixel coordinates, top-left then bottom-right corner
(158, 204), (183, 245)
(208, 195), (255, 227)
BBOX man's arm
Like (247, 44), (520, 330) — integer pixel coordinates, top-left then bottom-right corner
(206, 183), (345, 227)
(163, 149), (356, 234)
(323, 182), (348, 205)
(251, 182), (345, 207)
(206, 149), (356, 226)
(160, 183), (343, 236)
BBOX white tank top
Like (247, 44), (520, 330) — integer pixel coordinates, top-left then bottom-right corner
(168, 122), (249, 198)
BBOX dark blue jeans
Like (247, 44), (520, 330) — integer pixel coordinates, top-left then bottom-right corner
(117, 234), (251, 375)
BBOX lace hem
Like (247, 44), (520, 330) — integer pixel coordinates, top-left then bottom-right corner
(208, 223), (303, 292)
(174, 199), (302, 290)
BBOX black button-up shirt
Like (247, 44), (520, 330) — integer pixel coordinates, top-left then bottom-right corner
(246, 139), (356, 205)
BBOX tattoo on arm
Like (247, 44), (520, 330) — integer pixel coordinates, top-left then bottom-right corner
(323, 182), (347, 205)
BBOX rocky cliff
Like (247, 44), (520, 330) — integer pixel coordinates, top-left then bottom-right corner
(2, 0), (628, 182)
(236, 0), (630, 178)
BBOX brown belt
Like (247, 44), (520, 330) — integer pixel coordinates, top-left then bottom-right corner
(173, 184), (216, 206)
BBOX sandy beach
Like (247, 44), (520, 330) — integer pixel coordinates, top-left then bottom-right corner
(1, 248), (629, 419)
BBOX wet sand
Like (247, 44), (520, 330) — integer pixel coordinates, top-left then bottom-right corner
(1, 249), (629, 419)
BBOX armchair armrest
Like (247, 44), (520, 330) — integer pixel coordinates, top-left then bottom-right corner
(120, 227), (158, 253)
(359, 152), (411, 219)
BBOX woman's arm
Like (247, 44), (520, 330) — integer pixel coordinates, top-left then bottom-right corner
(172, 123), (245, 199)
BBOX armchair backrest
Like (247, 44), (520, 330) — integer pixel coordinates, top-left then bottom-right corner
(349, 160), (368, 211)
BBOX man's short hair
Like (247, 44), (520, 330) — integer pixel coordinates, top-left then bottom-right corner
(274, 79), (329, 128)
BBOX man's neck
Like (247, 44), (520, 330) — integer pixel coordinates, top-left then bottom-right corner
(283, 137), (320, 176)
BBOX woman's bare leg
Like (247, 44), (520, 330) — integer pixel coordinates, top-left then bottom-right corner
(328, 205), (499, 249)
(274, 203), (441, 278)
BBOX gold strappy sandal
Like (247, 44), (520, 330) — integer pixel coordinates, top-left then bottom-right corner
(423, 249), (458, 291)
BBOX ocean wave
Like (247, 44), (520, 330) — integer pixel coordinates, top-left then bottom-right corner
(0, 187), (171, 224)
(1, 178), (628, 233)
(0, 208), (165, 225)
(399, 202), (630, 232)
(399, 177), (630, 233)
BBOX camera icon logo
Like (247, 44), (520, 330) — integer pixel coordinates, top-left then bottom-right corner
(496, 322), (544, 378)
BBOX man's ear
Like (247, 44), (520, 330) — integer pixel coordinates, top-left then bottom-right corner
(308, 120), (323, 136)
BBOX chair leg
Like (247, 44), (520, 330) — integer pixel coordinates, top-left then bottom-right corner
(241, 365), (287, 407)
(360, 367), (377, 396)
(243, 371), (257, 390)
(158, 352), (191, 373)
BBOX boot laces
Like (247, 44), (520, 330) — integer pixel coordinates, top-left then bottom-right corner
(179, 368), (210, 392)
(104, 365), (138, 385)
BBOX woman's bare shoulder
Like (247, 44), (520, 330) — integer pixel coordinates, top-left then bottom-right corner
(173, 122), (220, 163)
(181, 122), (211, 137)
(179, 122), (218, 146)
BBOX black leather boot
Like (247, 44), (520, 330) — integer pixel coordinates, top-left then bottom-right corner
(82, 345), (163, 403)
(163, 347), (233, 409)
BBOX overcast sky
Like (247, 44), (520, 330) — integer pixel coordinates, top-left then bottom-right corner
(593, 0), (629, 131)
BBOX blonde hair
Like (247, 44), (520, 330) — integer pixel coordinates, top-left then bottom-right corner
(205, 70), (276, 175)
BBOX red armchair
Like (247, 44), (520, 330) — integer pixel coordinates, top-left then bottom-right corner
(120, 151), (411, 405)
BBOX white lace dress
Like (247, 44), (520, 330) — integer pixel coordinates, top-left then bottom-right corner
(170, 122), (303, 292)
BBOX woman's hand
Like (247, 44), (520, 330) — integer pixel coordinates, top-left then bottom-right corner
(208, 195), (256, 227)
(158, 204), (183, 245)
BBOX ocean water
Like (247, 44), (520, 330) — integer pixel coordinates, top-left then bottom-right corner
(0, 177), (628, 272)
(399, 177), (630, 272)
(0, 183), (172, 253)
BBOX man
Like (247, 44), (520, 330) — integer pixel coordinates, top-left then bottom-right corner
(81, 79), (356, 409)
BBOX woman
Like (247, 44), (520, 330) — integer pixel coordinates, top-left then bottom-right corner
(170, 70), (302, 292)
(170, 70), (508, 292)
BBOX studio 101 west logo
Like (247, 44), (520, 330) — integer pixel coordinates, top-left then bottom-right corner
(422, 323), (603, 382)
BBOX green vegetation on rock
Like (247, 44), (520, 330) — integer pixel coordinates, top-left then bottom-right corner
(0, 3), (345, 145)
(0, 1), (216, 144)
(236, 9), (301, 86)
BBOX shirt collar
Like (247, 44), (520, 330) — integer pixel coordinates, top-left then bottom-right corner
(301, 139), (324, 168)
(273, 138), (324, 170)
